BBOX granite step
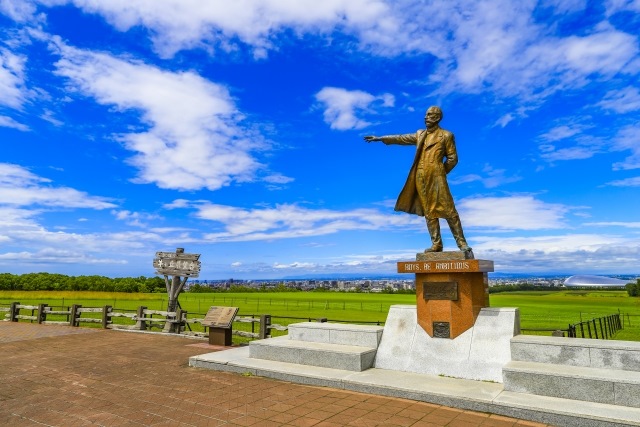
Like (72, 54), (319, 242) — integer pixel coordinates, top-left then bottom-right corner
(287, 322), (384, 348)
(503, 360), (640, 408)
(510, 335), (640, 371)
(249, 335), (377, 371)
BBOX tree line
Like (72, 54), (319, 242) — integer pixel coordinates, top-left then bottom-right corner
(626, 279), (640, 297)
(0, 272), (166, 293)
(2, 273), (637, 295)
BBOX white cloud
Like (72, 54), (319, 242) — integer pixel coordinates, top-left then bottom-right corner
(0, 0), (38, 23)
(167, 200), (421, 242)
(0, 114), (28, 131)
(477, 242), (640, 274)
(606, 0), (640, 15)
(494, 113), (514, 128)
(471, 232), (640, 274)
(40, 109), (64, 126)
(597, 87), (640, 113)
(427, 4), (638, 103)
(13, 1), (638, 110)
(163, 199), (198, 209)
(51, 40), (268, 191)
(0, 163), (115, 209)
(0, 47), (28, 110)
(473, 233), (628, 253)
(459, 195), (569, 230)
(537, 123), (605, 162)
(605, 176), (640, 187)
(0, 165), (155, 268)
(450, 164), (521, 189)
(39, 0), (399, 58)
(539, 125), (590, 142)
(584, 221), (640, 228)
(537, 121), (640, 167)
(263, 174), (294, 184)
(539, 144), (599, 161)
(540, 0), (587, 14)
(111, 209), (160, 227)
(0, 203), (170, 269)
(0, 249), (127, 264)
(315, 87), (394, 130)
(611, 125), (640, 170)
(274, 262), (316, 269)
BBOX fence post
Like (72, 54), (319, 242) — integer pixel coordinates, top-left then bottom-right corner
(37, 304), (47, 324)
(176, 309), (186, 333)
(70, 304), (81, 327)
(136, 306), (147, 330)
(9, 302), (20, 322)
(618, 313), (623, 330)
(259, 315), (271, 339)
(102, 305), (112, 329)
(593, 319), (598, 339)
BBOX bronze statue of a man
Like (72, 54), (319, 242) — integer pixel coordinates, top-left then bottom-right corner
(365, 106), (473, 257)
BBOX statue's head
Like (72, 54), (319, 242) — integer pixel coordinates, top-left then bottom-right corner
(424, 106), (443, 127)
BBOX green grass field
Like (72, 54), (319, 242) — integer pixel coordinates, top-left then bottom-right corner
(2, 289), (640, 340)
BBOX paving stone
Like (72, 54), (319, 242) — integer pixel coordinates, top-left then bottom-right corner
(0, 321), (552, 427)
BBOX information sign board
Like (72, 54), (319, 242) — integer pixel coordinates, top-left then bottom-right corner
(202, 306), (239, 329)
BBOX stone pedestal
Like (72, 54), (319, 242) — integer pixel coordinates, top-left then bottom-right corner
(398, 252), (493, 339)
(374, 305), (520, 382)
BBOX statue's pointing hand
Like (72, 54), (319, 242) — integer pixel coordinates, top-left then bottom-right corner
(364, 135), (380, 143)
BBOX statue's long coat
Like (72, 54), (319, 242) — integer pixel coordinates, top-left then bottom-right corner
(381, 128), (459, 219)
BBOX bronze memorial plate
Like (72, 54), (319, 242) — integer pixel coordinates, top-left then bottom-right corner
(433, 322), (451, 338)
(202, 306), (239, 329)
(423, 281), (458, 300)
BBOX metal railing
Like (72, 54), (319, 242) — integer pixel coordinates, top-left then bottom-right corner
(568, 313), (622, 339)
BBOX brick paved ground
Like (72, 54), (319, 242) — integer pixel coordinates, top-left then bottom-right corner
(0, 322), (553, 427)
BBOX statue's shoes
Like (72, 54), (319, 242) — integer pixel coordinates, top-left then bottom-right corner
(424, 246), (443, 252)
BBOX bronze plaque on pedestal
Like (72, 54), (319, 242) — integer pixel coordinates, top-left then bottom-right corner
(433, 322), (450, 338)
(423, 281), (458, 300)
(202, 306), (239, 328)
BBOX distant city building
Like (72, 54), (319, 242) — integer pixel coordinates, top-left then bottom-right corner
(563, 275), (629, 288)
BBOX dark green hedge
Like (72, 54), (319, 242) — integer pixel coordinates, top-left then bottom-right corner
(0, 272), (166, 293)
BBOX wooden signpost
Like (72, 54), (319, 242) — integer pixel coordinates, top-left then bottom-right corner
(202, 306), (239, 346)
(153, 247), (201, 333)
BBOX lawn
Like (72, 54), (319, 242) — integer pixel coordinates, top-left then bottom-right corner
(491, 290), (640, 340)
(2, 289), (640, 340)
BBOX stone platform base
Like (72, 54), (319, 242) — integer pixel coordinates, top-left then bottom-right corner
(375, 305), (519, 383)
(189, 346), (640, 427)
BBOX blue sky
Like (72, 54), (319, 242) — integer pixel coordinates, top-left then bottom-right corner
(1, 0), (639, 279)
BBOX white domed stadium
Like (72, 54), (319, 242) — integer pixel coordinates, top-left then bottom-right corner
(563, 275), (629, 288)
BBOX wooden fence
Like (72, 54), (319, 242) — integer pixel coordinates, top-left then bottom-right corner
(0, 302), (288, 340)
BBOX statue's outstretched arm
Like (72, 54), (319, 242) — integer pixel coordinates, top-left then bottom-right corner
(364, 134), (417, 145)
